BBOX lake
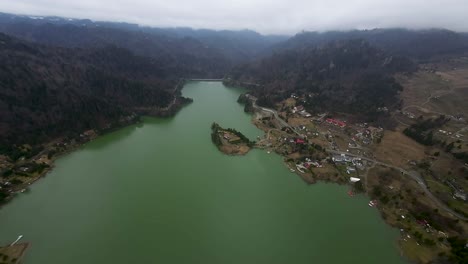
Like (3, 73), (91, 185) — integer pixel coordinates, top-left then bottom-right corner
(0, 81), (406, 263)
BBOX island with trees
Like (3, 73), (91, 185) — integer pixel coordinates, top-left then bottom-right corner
(210, 122), (255, 155)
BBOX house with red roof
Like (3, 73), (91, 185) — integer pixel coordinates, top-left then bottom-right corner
(325, 118), (346, 128)
(295, 138), (305, 144)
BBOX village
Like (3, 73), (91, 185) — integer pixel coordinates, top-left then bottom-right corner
(0, 129), (98, 201)
(243, 92), (468, 263)
(249, 93), (384, 187)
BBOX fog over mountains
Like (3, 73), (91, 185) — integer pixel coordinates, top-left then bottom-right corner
(1, 0), (467, 34)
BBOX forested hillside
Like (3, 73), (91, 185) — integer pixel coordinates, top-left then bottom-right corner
(0, 33), (175, 148)
(0, 12), (288, 153)
(0, 13), (287, 77)
(227, 39), (416, 119)
(274, 29), (468, 60)
(0, 22), (228, 78)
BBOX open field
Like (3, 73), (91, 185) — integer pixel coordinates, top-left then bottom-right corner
(372, 130), (428, 168)
(398, 61), (468, 118)
(430, 154), (467, 183)
(286, 117), (311, 127)
(398, 72), (450, 109)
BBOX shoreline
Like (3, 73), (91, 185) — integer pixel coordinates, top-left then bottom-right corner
(246, 103), (416, 261)
(0, 93), (192, 208)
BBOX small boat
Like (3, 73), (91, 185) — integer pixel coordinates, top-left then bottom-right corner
(267, 151), (271, 154)
(350, 177), (361, 183)
(11, 235), (23, 246)
(290, 169), (295, 172)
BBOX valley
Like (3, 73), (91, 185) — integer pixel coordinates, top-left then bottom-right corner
(0, 11), (468, 264)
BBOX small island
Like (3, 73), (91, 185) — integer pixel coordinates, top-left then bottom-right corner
(210, 122), (255, 155)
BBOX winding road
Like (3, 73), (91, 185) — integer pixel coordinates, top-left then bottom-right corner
(247, 95), (301, 135)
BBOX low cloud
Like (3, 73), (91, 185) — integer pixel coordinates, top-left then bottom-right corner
(0, 0), (466, 34)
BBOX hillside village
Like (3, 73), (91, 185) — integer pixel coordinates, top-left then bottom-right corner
(241, 88), (468, 263)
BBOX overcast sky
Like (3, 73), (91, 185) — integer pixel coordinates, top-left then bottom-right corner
(0, 0), (466, 34)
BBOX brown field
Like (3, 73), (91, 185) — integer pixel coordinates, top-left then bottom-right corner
(398, 62), (468, 117)
(219, 144), (250, 155)
(287, 117), (310, 127)
(309, 136), (328, 145)
(373, 130), (428, 168)
(398, 72), (449, 108)
(430, 153), (467, 183)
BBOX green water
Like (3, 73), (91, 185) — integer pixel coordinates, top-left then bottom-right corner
(0, 82), (406, 264)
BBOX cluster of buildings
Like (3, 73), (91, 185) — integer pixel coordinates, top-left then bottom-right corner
(437, 129), (465, 140)
(332, 154), (364, 169)
(402, 111), (416, 119)
(352, 125), (383, 145)
(377, 107), (389, 112)
(296, 158), (323, 173)
(292, 105), (312, 118)
(303, 157), (323, 168)
(332, 154), (353, 163)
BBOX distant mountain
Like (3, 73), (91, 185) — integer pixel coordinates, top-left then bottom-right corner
(274, 28), (468, 60)
(0, 12), (287, 73)
(0, 33), (177, 148)
(0, 17), (227, 78)
(226, 39), (416, 120)
(151, 28), (287, 64)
